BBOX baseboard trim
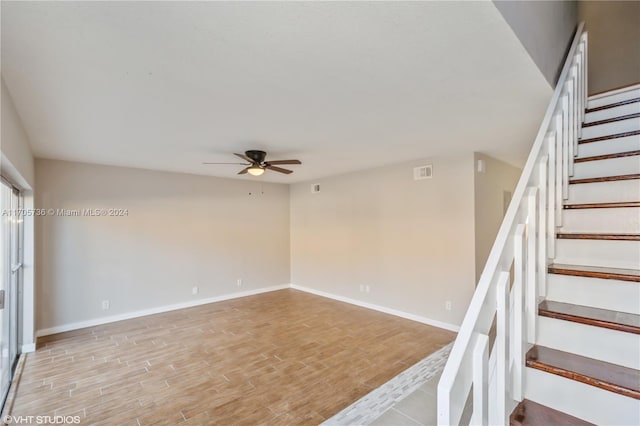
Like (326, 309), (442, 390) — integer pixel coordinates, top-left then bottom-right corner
(36, 283), (460, 337)
(36, 284), (290, 337)
(21, 343), (35, 353)
(290, 284), (460, 332)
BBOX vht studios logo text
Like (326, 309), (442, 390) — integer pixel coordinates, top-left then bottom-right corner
(4, 415), (81, 424)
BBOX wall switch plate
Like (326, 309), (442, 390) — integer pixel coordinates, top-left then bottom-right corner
(102, 300), (110, 310)
(477, 159), (486, 173)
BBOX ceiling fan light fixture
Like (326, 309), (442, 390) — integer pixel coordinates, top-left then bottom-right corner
(247, 166), (265, 176)
(206, 151), (300, 175)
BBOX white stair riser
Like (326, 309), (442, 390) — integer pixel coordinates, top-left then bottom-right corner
(585, 101), (640, 123)
(554, 239), (640, 270)
(546, 273), (640, 315)
(569, 179), (640, 203)
(561, 207), (640, 233)
(580, 117), (640, 140)
(572, 156), (640, 180)
(577, 134), (640, 157)
(525, 367), (640, 425)
(537, 316), (640, 369)
(587, 86), (640, 109)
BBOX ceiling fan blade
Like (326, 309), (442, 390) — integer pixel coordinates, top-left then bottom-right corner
(203, 162), (249, 165)
(238, 167), (251, 175)
(266, 165), (293, 174)
(265, 159), (301, 165)
(234, 153), (253, 163)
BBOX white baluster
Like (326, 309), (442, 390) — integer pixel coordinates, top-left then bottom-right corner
(567, 76), (576, 176)
(583, 34), (589, 123)
(437, 377), (452, 426)
(547, 133), (556, 259)
(575, 63), (580, 137)
(496, 271), (510, 425)
(513, 225), (525, 401)
(538, 158), (548, 298)
(471, 333), (489, 426)
(561, 95), (570, 201)
(577, 48), (585, 140)
(555, 114), (564, 227)
(526, 188), (539, 343)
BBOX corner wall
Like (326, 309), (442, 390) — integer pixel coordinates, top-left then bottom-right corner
(1, 78), (34, 188)
(290, 154), (476, 327)
(473, 153), (522, 282)
(578, 1), (640, 94)
(35, 159), (291, 334)
(493, 0), (578, 86)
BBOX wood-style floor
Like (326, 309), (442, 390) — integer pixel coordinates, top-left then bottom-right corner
(10, 289), (454, 425)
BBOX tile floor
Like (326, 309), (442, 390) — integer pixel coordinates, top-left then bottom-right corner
(370, 372), (441, 426)
(326, 340), (474, 426)
(324, 343), (450, 426)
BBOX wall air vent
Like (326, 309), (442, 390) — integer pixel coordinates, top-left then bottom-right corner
(311, 183), (321, 193)
(413, 165), (433, 180)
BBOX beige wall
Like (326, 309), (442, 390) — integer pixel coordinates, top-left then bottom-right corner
(290, 154), (476, 327)
(473, 153), (522, 282)
(578, 1), (640, 94)
(494, 0), (578, 86)
(36, 153), (521, 333)
(35, 159), (291, 332)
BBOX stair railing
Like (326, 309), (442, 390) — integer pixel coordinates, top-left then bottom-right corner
(437, 23), (587, 425)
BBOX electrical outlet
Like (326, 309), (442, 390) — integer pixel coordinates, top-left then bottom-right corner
(102, 300), (110, 310)
(365, 285), (370, 293)
(445, 301), (452, 311)
(237, 278), (242, 287)
(192, 286), (199, 295)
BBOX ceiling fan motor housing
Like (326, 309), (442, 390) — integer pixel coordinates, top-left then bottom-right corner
(245, 150), (267, 164)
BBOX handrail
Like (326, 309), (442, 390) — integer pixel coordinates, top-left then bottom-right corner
(437, 22), (587, 425)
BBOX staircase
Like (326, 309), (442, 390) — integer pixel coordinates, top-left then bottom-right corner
(512, 85), (640, 425)
(437, 24), (640, 426)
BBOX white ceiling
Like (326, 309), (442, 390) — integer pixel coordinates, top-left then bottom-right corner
(1, 1), (551, 183)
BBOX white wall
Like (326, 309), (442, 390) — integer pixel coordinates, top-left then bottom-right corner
(494, 0), (578, 86)
(290, 155), (476, 327)
(473, 153), (522, 282)
(35, 159), (291, 333)
(1, 78), (35, 188)
(578, 1), (640, 94)
(1, 76), (36, 352)
(36, 153), (517, 334)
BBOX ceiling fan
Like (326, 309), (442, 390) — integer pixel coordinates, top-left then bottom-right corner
(203, 150), (301, 176)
